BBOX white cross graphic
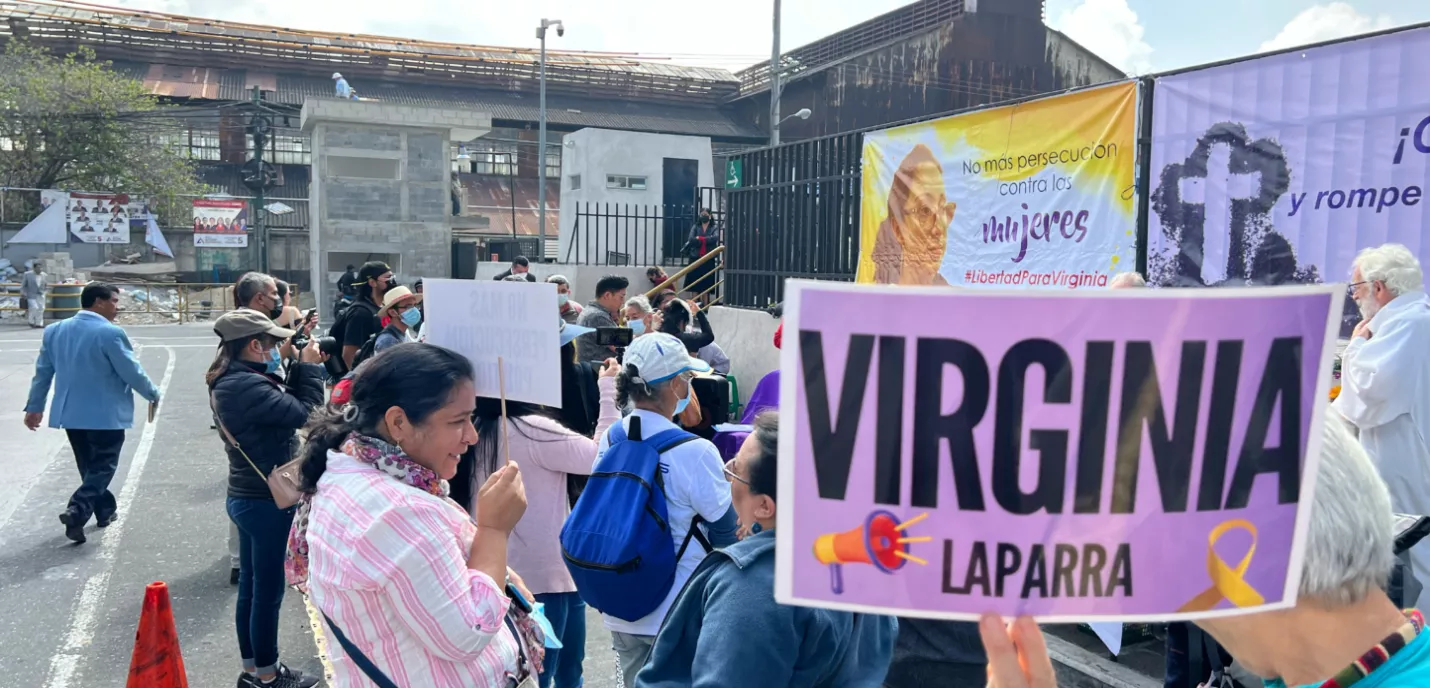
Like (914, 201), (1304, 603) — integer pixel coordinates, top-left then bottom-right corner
(1178, 142), (1263, 285)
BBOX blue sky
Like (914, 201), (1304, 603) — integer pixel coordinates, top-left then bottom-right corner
(1044, 0), (1430, 74)
(116, 0), (1430, 75)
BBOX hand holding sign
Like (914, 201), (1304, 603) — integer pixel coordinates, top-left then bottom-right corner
(980, 614), (1056, 688)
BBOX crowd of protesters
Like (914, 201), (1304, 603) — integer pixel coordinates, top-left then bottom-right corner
(20, 241), (1430, 688)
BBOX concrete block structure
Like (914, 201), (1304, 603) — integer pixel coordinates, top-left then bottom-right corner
(302, 99), (491, 310)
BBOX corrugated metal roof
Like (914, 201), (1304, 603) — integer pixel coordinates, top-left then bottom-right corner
(273, 74), (763, 139)
(458, 175), (558, 237)
(0, 0), (739, 105)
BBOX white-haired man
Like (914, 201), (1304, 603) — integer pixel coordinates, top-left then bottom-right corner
(1335, 243), (1430, 609)
(1108, 271), (1146, 289)
(980, 415), (1430, 688)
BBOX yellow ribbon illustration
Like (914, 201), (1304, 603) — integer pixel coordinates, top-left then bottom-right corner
(1177, 519), (1266, 613)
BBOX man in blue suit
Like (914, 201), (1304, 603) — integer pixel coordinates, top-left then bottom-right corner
(24, 282), (161, 543)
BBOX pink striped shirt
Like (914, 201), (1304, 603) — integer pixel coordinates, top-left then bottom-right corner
(307, 451), (521, 687)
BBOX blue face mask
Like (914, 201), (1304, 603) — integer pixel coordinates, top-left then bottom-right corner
(400, 307), (422, 328)
(674, 377), (692, 414)
(629, 318), (646, 336)
(265, 346), (282, 374)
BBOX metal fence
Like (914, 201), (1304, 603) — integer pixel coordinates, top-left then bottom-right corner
(0, 281), (261, 323)
(723, 131), (864, 309)
(565, 202), (706, 267)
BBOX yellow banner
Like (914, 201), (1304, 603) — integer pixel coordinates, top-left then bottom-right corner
(857, 81), (1139, 287)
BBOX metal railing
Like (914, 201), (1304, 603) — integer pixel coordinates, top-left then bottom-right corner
(0, 282), (281, 323)
(645, 245), (726, 310)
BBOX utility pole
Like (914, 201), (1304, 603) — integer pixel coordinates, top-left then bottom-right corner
(769, 0), (782, 146)
(250, 86), (268, 273)
(537, 18), (565, 262)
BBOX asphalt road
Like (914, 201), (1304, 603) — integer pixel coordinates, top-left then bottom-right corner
(0, 321), (620, 688)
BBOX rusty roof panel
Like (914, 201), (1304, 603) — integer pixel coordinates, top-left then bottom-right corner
(141, 63), (221, 98)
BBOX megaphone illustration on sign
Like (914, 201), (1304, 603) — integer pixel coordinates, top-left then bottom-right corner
(813, 510), (930, 594)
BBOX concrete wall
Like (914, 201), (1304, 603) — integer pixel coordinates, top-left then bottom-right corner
(304, 99), (492, 311)
(558, 128), (715, 265)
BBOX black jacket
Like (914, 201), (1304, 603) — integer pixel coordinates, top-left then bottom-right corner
(493, 269), (537, 282)
(211, 359), (325, 500)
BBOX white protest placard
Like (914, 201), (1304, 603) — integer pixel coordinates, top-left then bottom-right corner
(422, 278), (561, 407)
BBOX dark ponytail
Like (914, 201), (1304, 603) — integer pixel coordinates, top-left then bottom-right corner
(298, 343), (475, 493)
(615, 362), (661, 409)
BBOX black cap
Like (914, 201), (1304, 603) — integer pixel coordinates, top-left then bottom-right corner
(356, 261), (391, 285)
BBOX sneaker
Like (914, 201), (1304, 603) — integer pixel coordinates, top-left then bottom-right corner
(273, 664), (319, 688)
(236, 673), (258, 688)
(95, 513), (115, 528)
(58, 510), (86, 544)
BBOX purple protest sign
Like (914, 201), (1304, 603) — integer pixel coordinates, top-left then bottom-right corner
(774, 281), (1342, 621)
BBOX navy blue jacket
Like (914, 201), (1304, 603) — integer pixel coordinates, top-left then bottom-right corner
(636, 530), (898, 688)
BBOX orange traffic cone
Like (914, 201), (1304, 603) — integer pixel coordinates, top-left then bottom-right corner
(126, 581), (189, 688)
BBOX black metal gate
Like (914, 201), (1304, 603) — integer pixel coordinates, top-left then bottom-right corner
(723, 131), (863, 308)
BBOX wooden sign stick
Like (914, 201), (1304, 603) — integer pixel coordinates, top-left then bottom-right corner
(498, 355), (511, 465)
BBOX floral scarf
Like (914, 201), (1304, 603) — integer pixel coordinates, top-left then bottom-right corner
(285, 432), (449, 591)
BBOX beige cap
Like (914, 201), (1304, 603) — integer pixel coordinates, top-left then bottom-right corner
(380, 285), (422, 316)
(214, 308), (295, 342)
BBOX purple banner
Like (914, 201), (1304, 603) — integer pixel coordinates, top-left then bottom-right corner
(1147, 25), (1430, 337)
(775, 282), (1341, 621)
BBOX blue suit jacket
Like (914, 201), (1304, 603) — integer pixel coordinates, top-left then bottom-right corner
(26, 311), (161, 430)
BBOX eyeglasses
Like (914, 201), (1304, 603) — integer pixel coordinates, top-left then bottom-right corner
(1348, 281), (1369, 295)
(723, 465), (749, 485)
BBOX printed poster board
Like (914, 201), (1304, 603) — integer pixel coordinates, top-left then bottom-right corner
(421, 278), (561, 407)
(857, 81), (1139, 289)
(64, 192), (131, 244)
(776, 280), (1342, 621)
(192, 199), (250, 248)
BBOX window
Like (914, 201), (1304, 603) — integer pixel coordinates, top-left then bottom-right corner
(607, 174), (648, 190)
(469, 141), (518, 176)
(546, 150), (562, 178)
(569, 174), (582, 191)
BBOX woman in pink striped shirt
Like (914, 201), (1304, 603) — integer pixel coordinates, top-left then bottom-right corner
(285, 343), (536, 687)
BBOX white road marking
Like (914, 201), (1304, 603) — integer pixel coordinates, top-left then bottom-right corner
(43, 345), (176, 688)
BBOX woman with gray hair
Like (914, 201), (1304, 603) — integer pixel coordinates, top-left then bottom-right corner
(979, 415), (1430, 688)
(623, 295), (661, 337)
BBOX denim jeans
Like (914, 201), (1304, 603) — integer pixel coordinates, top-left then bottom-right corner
(227, 496), (295, 673)
(535, 592), (586, 688)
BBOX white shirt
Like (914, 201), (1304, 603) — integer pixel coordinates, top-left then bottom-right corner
(593, 409), (732, 637)
(1334, 289), (1430, 609)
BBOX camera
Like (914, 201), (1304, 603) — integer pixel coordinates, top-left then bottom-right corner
(556, 25), (564, 37)
(596, 326), (633, 361)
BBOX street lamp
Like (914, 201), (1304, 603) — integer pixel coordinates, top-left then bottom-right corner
(536, 18), (565, 262)
(778, 108), (812, 126)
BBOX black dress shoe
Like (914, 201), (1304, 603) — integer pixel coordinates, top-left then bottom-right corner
(231, 567), (240, 585)
(58, 511), (86, 543)
(95, 513), (115, 528)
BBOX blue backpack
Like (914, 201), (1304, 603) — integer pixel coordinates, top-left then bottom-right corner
(560, 416), (711, 621)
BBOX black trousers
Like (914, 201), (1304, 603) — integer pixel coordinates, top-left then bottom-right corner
(65, 429), (125, 524)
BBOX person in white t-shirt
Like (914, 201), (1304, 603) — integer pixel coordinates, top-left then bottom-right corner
(596, 332), (738, 686)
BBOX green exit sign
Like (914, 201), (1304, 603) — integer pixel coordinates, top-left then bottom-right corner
(725, 159), (743, 189)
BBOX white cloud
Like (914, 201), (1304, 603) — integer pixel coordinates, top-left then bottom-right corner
(1050, 0), (1153, 74)
(1259, 3), (1395, 53)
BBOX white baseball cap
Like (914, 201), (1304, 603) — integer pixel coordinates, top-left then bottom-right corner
(623, 332), (710, 384)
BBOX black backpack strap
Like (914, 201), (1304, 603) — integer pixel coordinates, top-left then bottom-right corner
(675, 514), (713, 561)
(322, 611), (399, 688)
